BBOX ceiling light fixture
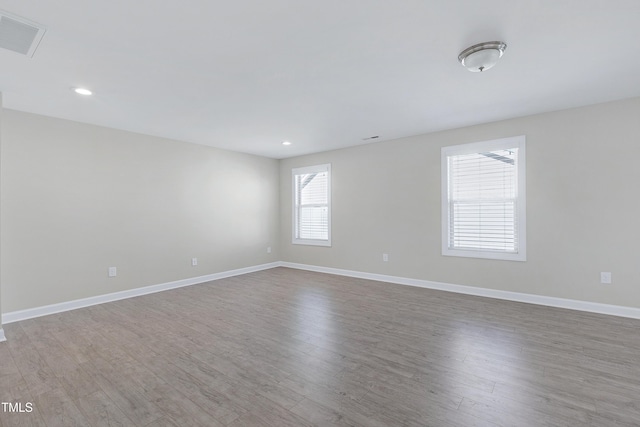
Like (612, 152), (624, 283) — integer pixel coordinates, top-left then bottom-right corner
(74, 87), (92, 95)
(282, 141), (292, 146)
(458, 41), (507, 72)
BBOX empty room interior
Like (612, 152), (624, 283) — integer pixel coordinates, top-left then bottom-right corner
(1, 1), (640, 426)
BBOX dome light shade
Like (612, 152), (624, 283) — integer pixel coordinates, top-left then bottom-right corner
(458, 41), (507, 72)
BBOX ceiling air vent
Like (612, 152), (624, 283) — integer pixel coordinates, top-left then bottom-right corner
(0, 11), (46, 57)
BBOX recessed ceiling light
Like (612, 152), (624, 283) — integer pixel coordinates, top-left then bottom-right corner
(73, 87), (92, 96)
(282, 141), (292, 146)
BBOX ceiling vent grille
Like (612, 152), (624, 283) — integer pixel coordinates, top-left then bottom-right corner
(0, 11), (46, 57)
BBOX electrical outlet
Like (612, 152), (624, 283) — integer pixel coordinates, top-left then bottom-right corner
(383, 253), (389, 262)
(267, 246), (272, 253)
(192, 258), (198, 266)
(108, 267), (117, 277)
(600, 272), (612, 284)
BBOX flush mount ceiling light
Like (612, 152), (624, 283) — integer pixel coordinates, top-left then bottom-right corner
(458, 41), (507, 72)
(73, 87), (92, 95)
(282, 141), (292, 146)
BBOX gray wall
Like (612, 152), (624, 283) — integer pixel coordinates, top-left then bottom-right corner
(0, 94), (3, 331)
(0, 110), (280, 313)
(3, 97), (639, 316)
(279, 97), (640, 308)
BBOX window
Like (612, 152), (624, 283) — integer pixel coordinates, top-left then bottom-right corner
(292, 164), (331, 246)
(442, 136), (526, 261)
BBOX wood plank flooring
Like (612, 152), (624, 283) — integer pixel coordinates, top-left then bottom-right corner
(1, 267), (640, 426)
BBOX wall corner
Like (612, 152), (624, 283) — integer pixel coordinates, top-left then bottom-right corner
(0, 91), (4, 338)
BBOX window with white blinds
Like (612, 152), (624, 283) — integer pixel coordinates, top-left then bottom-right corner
(292, 164), (331, 246)
(442, 136), (526, 261)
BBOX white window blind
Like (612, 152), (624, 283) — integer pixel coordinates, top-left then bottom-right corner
(292, 164), (331, 246)
(442, 136), (526, 261)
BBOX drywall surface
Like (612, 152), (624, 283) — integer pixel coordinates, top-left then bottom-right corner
(0, 93), (3, 331)
(280, 97), (640, 308)
(1, 110), (279, 312)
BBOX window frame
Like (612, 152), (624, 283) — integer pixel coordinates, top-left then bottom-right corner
(292, 163), (332, 247)
(441, 136), (526, 261)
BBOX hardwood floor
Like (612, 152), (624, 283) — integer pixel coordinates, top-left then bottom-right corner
(1, 267), (640, 426)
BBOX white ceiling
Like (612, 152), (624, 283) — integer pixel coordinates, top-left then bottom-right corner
(1, 1), (639, 159)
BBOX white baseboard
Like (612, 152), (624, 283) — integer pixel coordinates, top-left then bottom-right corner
(280, 262), (640, 320)
(3, 260), (639, 327)
(0, 328), (6, 342)
(1, 262), (280, 325)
